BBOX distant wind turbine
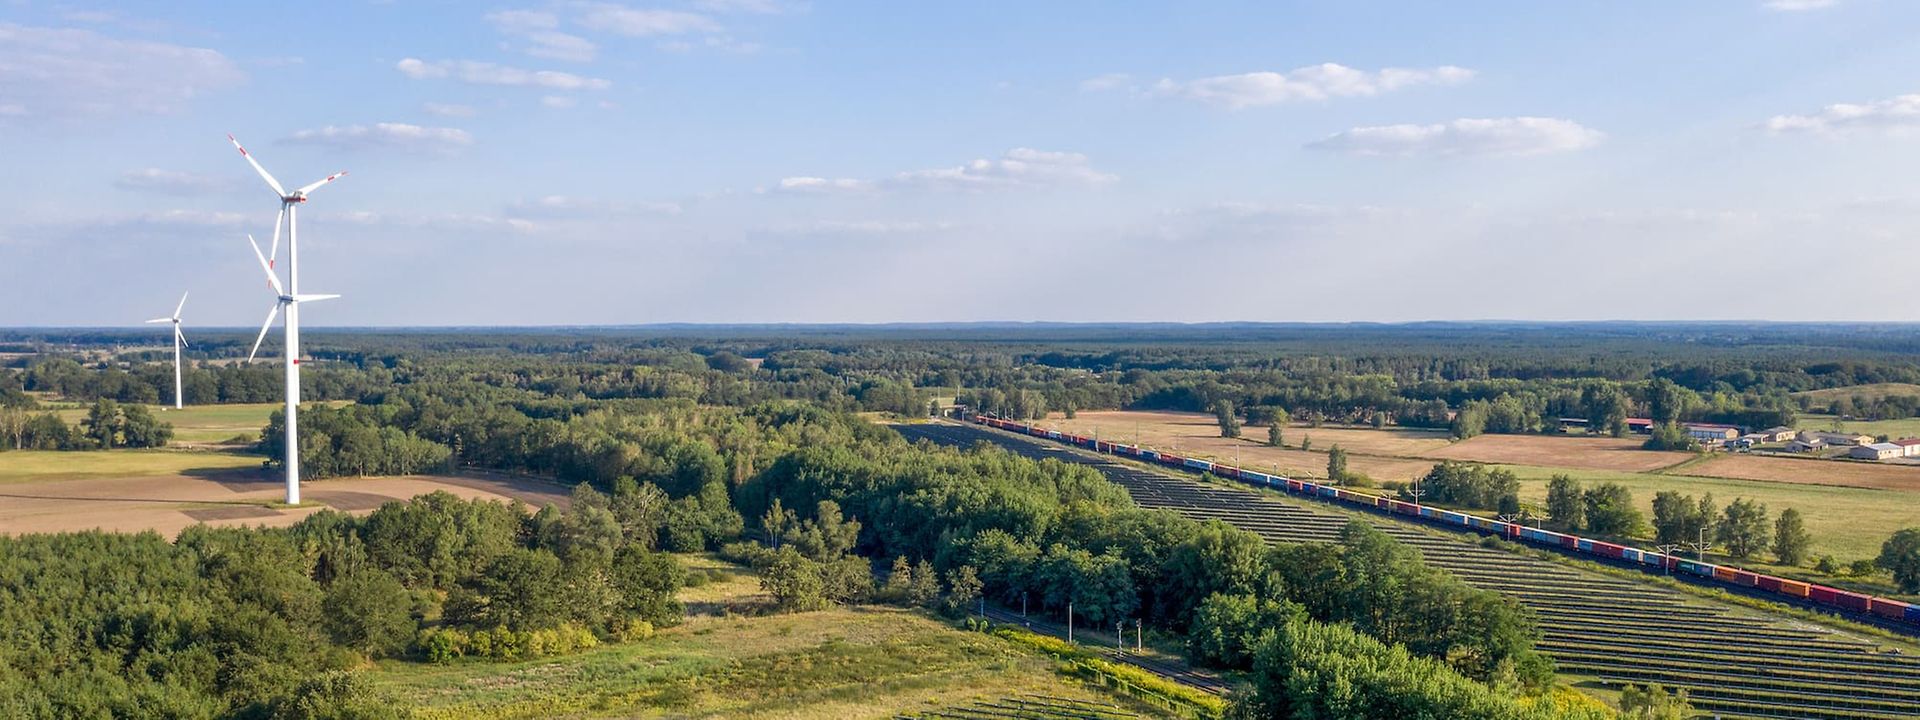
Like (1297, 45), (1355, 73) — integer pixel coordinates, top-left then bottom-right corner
(143, 292), (189, 410)
(245, 234), (337, 505)
(227, 134), (347, 506)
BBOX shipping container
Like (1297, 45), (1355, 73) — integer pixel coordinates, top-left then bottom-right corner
(1713, 567), (1737, 583)
(1808, 585), (1839, 604)
(1576, 539), (1595, 552)
(1835, 591), (1871, 612)
(1592, 542), (1626, 560)
(1731, 570), (1759, 587)
(1907, 604), (1920, 623)
(1870, 598), (1911, 620)
(1756, 575), (1783, 592)
(1780, 580), (1810, 598)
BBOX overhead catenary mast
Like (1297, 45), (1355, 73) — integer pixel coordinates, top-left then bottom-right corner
(142, 292), (189, 410)
(227, 134), (347, 505)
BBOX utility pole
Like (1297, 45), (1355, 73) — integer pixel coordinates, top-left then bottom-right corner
(1657, 543), (1684, 575)
(1067, 602), (1074, 643)
(1136, 620), (1143, 652)
(1683, 527), (1714, 563)
(1116, 621), (1124, 653)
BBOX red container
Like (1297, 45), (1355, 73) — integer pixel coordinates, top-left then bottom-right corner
(1871, 598), (1912, 619)
(1591, 542), (1626, 559)
(1835, 591), (1871, 612)
(1755, 575), (1783, 592)
(1731, 571), (1760, 587)
(1808, 585), (1840, 604)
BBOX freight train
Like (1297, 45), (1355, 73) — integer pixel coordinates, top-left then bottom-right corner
(969, 413), (1920, 629)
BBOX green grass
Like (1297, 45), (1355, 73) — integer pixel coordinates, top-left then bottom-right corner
(1791, 383), (1920, 403)
(53, 401), (349, 444)
(0, 449), (261, 484)
(1794, 413), (1920, 441)
(367, 554), (1166, 720)
(1492, 463), (1913, 561)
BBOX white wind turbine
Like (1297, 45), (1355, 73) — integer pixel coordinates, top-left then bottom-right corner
(143, 292), (189, 410)
(245, 235), (337, 505)
(227, 134), (347, 506)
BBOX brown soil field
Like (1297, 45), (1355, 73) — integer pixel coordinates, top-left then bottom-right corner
(1680, 454), (1920, 492)
(0, 468), (573, 537)
(1032, 410), (1691, 474)
(1428, 434), (1693, 473)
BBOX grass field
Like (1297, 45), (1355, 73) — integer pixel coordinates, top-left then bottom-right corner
(53, 401), (348, 444)
(1791, 383), (1920, 403)
(1028, 410), (1920, 563)
(1794, 413), (1920, 441)
(368, 556), (1159, 720)
(0, 449), (261, 484)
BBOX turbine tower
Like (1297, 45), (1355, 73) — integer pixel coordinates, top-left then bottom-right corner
(227, 134), (347, 505)
(143, 292), (189, 410)
(245, 235), (337, 505)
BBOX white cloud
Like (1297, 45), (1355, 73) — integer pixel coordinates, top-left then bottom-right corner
(576, 3), (721, 36)
(1308, 117), (1602, 157)
(507, 195), (682, 218)
(774, 148), (1117, 194)
(281, 123), (475, 153)
(1079, 73), (1133, 93)
(1108, 63), (1473, 109)
(485, 9), (560, 32)
(1765, 94), (1920, 135)
(423, 102), (477, 118)
(771, 177), (874, 193)
(329, 211), (538, 233)
(0, 22), (244, 118)
(1764, 0), (1838, 10)
(540, 95), (579, 109)
(396, 58), (611, 90)
(114, 168), (227, 195)
(696, 0), (796, 14)
(774, 220), (958, 235)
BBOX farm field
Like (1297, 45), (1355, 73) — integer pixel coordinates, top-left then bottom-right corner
(1792, 383), (1920, 403)
(0, 448), (260, 484)
(0, 465), (573, 537)
(1021, 410), (1920, 563)
(53, 401), (348, 444)
(1795, 413), (1920, 441)
(1682, 453), (1920, 492)
(368, 555), (1159, 720)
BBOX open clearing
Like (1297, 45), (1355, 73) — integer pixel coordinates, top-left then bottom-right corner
(54, 401), (349, 444)
(0, 464), (573, 537)
(1792, 383), (1920, 403)
(1013, 410), (1920, 562)
(1681, 453), (1920, 492)
(0, 449), (261, 484)
(1794, 413), (1920, 441)
(368, 556), (1159, 720)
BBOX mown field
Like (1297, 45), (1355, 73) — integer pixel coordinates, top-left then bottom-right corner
(0, 448), (261, 484)
(50, 401), (348, 444)
(368, 555), (1160, 720)
(1792, 383), (1920, 403)
(1028, 410), (1920, 564)
(1795, 413), (1920, 441)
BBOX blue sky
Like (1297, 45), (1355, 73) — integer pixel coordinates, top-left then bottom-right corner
(5, 0), (1920, 326)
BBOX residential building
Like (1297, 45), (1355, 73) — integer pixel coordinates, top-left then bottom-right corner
(1799, 430), (1874, 447)
(1683, 423), (1741, 445)
(1759, 426), (1797, 442)
(1895, 438), (1920, 458)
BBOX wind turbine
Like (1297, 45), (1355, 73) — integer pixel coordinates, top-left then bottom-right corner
(245, 235), (337, 505)
(227, 134), (346, 506)
(143, 292), (189, 410)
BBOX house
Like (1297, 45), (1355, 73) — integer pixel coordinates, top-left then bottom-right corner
(1625, 418), (1655, 434)
(1851, 443), (1904, 461)
(1800, 430), (1874, 447)
(1683, 423), (1742, 445)
(1760, 426), (1797, 442)
(1785, 438), (1826, 453)
(1895, 438), (1920, 458)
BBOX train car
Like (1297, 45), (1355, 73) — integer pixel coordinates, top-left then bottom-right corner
(1640, 551), (1667, 569)
(1420, 506), (1441, 520)
(1287, 479), (1306, 492)
(1386, 500), (1416, 515)
(1835, 590), (1871, 613)
(1620, 547), (1642, 563)
(1216, 465), (1242, 480)
(1183, 457), (1213, 471)
(1590, 541), (1627, 560)
(1807, 584), (1839, 605)
(1870, 597), (1912, 620)
(1576, 538), (1595, 552)
(1755, 575), (1783, 592)
(1317, 485), (1339, 498)
(1440, 511), (1467, 526)
(1908, 604), (1920, 623)
(1140, 450), (1158, 460)
(1713, 566), (1737, 583)
(1730, 570), (1760, 587)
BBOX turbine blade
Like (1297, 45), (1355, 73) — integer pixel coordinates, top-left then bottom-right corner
(248, 304), (280, 362)
(227, 134), (287, 197)
(292, 294), (340, 303)
(268, 205), (284, 266)
(247, 234), (285, 296)
(173, 291), (188, 319)
(176, 326), (188, 348)
(145, 318), (172, 324)
(294, 171), (348, 196)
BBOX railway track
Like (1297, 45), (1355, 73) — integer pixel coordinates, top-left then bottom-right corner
(898, 420), (1920, 719)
